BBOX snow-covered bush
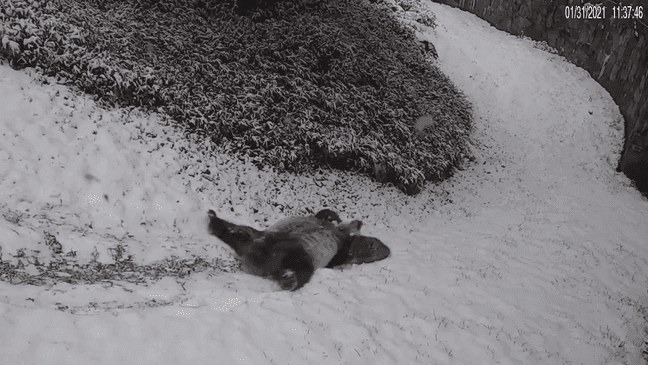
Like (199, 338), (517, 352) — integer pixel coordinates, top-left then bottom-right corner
(1, 0), (473, 195)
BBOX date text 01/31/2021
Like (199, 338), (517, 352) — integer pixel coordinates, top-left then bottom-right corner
(564, 4), (644, 20)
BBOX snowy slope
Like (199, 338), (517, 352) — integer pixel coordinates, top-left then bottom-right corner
(1, 2), (647, 365)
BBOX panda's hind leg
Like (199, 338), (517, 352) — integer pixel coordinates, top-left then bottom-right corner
(314, 209), (342, 224)
(264, 233), (315, 291)
(207, 210), (262, 256)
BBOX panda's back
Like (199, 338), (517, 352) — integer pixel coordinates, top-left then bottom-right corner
(267, 217), (340, 269)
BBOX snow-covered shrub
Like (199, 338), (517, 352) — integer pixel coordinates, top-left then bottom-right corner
(0, 0), (166, 107)
(1, 0), (472, 195)
(1, 0), (61, 69)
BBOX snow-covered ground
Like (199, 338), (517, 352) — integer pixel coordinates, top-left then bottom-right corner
(1, 2), (647, 364)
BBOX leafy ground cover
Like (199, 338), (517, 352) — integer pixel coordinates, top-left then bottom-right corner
(1, 0), (473, 194)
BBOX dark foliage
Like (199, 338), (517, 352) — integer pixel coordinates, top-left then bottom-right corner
(1, 0), (473, 195)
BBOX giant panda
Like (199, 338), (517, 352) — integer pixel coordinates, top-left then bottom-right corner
(207, 209), (363, 290)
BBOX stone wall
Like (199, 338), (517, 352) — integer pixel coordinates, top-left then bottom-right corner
(433, 0), (648, 192)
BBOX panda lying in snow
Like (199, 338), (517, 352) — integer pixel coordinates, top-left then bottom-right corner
(207, 209), (390, 291)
